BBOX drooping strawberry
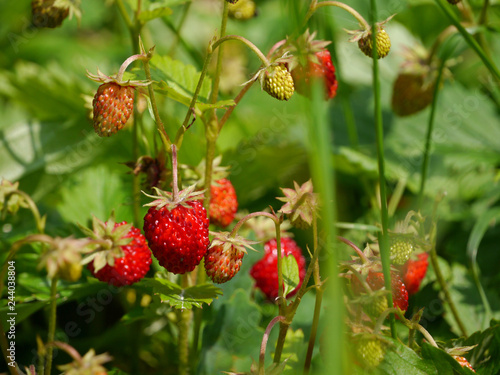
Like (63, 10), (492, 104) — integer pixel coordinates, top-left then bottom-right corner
(400, 252), (429, 295)
(357, 28), (391, 59)
(143, 185), (209, 274)
(285, 30), (337, 100)
(260, 64), (294, 101)
(291, 50), (338, 100)
(204, 232), (255, 284)
(250, 237), (306, 301)
(87, 54), (150, 137)
(352, 271), (408, 313)
(453, 356), (476, 372)
(391, 45), (443, 117)
(31, 0), (81, 29)
(347, 17), (393, 59)
(210, 178), (238, 228)
(32, 0), (69, 28)
(355, 334), (386, 369)
(84, 220), (152, 287)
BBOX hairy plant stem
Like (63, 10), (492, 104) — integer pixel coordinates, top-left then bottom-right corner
(177, 274), (192, 375)
(418, 58), (447, 208)
(141, 48), (172, 150)
(179, 34), (270, 144)
(259, 316), (286, 374)
(305, 0), (370, 30)
(429, 240), (468, 336)
(304, 214), (322, 374)
(44, 277), (58, 375)
(369, 0), (396, 339)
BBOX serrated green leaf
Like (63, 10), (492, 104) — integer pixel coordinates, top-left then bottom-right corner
(140, 278), (222, 309)
(377, 337), (437, 374)
(138, 6), (172, 22)
(282, 254), (299, 297)
(421, 343), (475, 375)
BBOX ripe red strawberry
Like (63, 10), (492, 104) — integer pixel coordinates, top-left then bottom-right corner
(32, 0), (69, 28)
(260, 64), (294, 101)
(291, 50), (338, 100)
(250, 237), (306, 300)
(204, 233), (253, 283)
(88, 222), (151, 286)
(352, 271), (408, 313)
(210, 178), (238, 228)
(143, 187), (209, 274)
(453, 356), (476, 372)
(400, 252), (429, 295)
(92, 83), (134, 137)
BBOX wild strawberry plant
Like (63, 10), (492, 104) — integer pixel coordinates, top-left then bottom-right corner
(2, 0), (500, 374)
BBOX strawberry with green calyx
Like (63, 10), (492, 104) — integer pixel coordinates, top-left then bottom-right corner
(87, 52), (151, 137)
(250, 237), (306, 301)
(347, 16), (394, 59)
(391, 45), (448, 117)
(351, 270), (409, 314)
(143, 185), (209, 274)
(259, 63), (295, 101)
(277, 179), (319, 229)
(204, 232), (256, 283)
(286, 30), (338, 100)
(80, 215), (152, 287)
(31, 0), (81, 29)
(186, 156), (238, 228)
(143, 145), (210, 275)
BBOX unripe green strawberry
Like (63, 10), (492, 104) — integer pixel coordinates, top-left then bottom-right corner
(358, 29), (391, 59)
(453, 356), (476, 372)
(390, 236), (414, 265)
(228, 0), (257, 20)
(92, 83), (134, 137)
(32, 0), (69, 28)
(261, 64), (294, 101)
(355, 335), (386, 369)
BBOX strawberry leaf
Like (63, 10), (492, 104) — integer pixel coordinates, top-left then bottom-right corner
(421, 343), (475, 374)
(282, 254), (299, 297)
(140, 278), (223, 310)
